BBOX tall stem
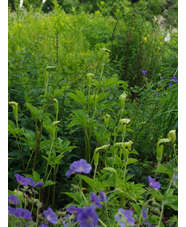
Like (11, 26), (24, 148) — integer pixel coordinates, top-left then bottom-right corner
(158, 202), (165, 227)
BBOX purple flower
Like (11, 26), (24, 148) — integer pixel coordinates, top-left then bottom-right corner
(14, 208), (33, 220)
(36, 181), (43, 187)
(115, 209), (135, 227)
(62, 219), (69, 227)
(77, 205), (99, 227)
(66, 205), (78, 214)
(14, 174), (28, 186)
(142, 208), (147, 219)
(43, 207), (57, 224)
(155, 92), (159, 94)
(169, 82), (173, 87)
(100, 190), (108, 203)
(141, 70), (147, 74)
(142, 208), (153, 227)
(8, 206), (16, 215)
(66, 159), (92, 178)
(14, 174), (36, 187)
(25, 177), (36, 187)
(161, 76), (164, 79)
(8, 194), (20, 205)
(173, 174), (178, 183)
(90, 192), (102, 208)
(171, 77), (178, 82)
(66, 206), (83, 221)
(40, 225), (48, 227)
(148, 176), (161, 189)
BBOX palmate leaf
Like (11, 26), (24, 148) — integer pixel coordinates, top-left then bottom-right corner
(64, 192), (82, 204)
(68, 90), (86, 106)
(68, 109), (93, 128)
(79, 175), (110, 191)
(43, 180), (56, 187)
(26, 103), (43, 119)
(102, 77), (127, 88)
(8, 120), (16, 135)
(156, 163), (175, 178)
(164, 194), (178, 211)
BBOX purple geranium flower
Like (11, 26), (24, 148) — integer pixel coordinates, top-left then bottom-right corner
(66, 205), (83, 221)
(169, 82), (173, 87)
(115, 208), (135, 227)
(25, 177), (36, 187)
(142, 208), (153, 227)
(66, 159), (92, 178)
(14, 208), (33, 220)
(100, 190), (108, 203)
(62, 219), (69, 227)
(40, 224), (48, 227)
(148, 176), (161, 189)
(142, 208), (148, 219)
(161, 76), (164, 79)
(14, 174), (36, 187)
(36, 181), (43, 187)
(14, 174), (28, 186)
(173, 174), (178, 183)
(171, 77), (178, 82)
(90, 192), (102, 208)
(8, 206), (16, 215)
(43, 207), (57, 224)
(8, 194), (20, 205)
(141, 70), (147, 74)
(77, 205), (99, 227)
(155, 92), (159, 94)
(66, 205), (78, 214)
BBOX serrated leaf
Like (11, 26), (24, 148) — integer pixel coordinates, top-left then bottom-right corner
(127, 158), (138, 165)
(68, 90), (86, 106)
(156, 164), (174, 178)
(32, 170), (40, 182)
(43, 180), (56, 187)
(64, 192), (81, 203)
(150, 190), (163, 202)
(131, 203), (141, 216)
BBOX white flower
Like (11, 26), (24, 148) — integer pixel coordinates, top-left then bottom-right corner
(165, 33), (171, 43)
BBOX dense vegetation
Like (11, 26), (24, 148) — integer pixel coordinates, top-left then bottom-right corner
(8, 0), (178, 226)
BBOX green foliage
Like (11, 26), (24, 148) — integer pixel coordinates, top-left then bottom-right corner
(8, 2), (177, 226)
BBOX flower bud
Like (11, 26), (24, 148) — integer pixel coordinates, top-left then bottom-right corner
(94, 144), (110, 166)
(157, 144), (164, 162)
(9, 101), (18, 125)
(104, 114), (110, 128)
(50, 121), (60, 140)
(44, 70), (49, 95)
(53, 98), (59, 120)
(86, 73), (94, 86)
(90, 94), (98, 104)
(119, 92), (127, 111)
(168, 130), (176, 144)
(156, 138), (170, 162)
(120, 118), (130, 134)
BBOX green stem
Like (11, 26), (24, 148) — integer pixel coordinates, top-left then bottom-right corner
(158, 202), (165, 227)
(52, 165), (59, 209)
(15, 134), (25, 172)
(94, 164), (98, 180)
(99, 218), (107, 227)
(25, 150), (34, 173)
(44, 139), (54, 181)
